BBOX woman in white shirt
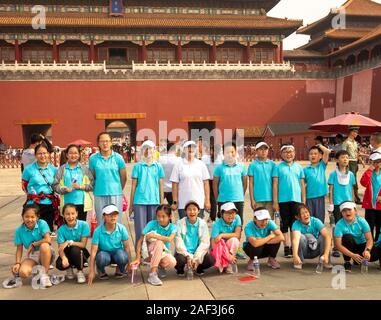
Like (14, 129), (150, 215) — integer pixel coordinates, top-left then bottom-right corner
(170, 140), (211, 219)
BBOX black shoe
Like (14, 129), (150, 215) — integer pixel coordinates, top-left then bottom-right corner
(196, 269), (205, 276)
(99, 273), (109, 280)
(284, 246), (292, 258)
(176, 271), (185, 277)
(344, 261), (352, 272)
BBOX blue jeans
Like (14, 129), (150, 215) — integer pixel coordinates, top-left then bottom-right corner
(96, 249), (128, 274)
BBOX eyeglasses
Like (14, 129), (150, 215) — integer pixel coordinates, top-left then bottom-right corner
(99, 140), (111, 144)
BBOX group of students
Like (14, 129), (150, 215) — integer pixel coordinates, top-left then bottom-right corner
(8, 131), (381, 288)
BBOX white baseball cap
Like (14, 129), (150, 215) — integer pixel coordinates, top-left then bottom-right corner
(102, 204), (119, 215)
(255, 142), (269, 149)
(141, 140), (155, 149)
(280, 145), (295, 152)
(220, 202), (238, 213)
(340, 201), (356, 212)
(183, 140), (197, 149)
(370, 152), (381, 161)
(254, 209), (271, 220)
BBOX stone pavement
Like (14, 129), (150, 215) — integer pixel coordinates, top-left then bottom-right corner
(1, 162), (381, 300)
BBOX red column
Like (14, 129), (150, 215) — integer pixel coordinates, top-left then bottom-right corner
(245, 42), (251, 63)
(280, 41), (283, 63)
(209, 41), (217, 63)
(52, 40), (58, 62)
(89, 40), (95, 63)
(176, 40), (182, 63)
(15, 40), (20, 62)
(141, 40), (147, 62)
(275, 44), (281, 63)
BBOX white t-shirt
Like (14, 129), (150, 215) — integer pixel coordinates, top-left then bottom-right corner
(170, 157), (210, 209)
(159, 153), (181, 193)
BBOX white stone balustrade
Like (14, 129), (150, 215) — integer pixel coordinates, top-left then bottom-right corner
(132, 60), (296, 72)
(0, 60), (107, 72)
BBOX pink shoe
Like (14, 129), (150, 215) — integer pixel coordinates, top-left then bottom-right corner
(267, 258), (280, 269)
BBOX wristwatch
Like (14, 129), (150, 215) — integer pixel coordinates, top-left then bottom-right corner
(365, 248), (371, 252)
(68, 240), (74, 247)
(173, 201), (177, 205)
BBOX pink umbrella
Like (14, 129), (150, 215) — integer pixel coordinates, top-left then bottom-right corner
(310, 112), (381, 134)
(68, 139), (92, 146)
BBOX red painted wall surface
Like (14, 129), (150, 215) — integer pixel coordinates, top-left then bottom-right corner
(0, 79), (334, 147)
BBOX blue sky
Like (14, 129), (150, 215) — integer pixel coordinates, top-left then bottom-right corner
(268, 0), (381, 50)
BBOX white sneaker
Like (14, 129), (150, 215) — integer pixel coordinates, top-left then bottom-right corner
(148, 272), (163, 286)
(77, 271), (86, 284)
(40, 274), (52, 288)
(66, 268), (75, 280)
(294, 264), (303, 270)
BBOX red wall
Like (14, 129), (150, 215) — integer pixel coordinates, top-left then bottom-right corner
(0, 79), (334, 148)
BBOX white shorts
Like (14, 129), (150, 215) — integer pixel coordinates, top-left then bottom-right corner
(27, 248), (55, 264)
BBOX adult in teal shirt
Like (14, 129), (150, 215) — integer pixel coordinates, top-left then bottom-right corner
(291, 204), (332, 270)
(334, 201), (378, 272)
(243, 207), (284, 270)
(89, 132), (127, 225)
(213, 141), (247, 223)
(88, 205), (132, 283)
(304, 144), (331, 223)
(22, 143), (58, 231)
(129, 140), (165, 248)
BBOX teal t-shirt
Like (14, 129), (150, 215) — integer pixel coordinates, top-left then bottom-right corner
(244, 220), (278, 247)
(89, 152), (126, 196)
(92, 223), (129, 252)
(183, 219), (201, 255)
(143, 220), (177, 250)
(211, 215), (242, 238)
(131, 161), (165, 205)
(247, 159), (275, 202)
(328, 170), (356, 205)
(22, 162), (57, 205)
(57, 220), (90, 244)
(14, 219), (51, 251)
(334, 216), (370, 245)
(63, 163), (84, 205)
(272, 161), (305, 203)
(291, 217), (324, 239)
(213, 162), (246, 202)
(304, 161), (328, 199)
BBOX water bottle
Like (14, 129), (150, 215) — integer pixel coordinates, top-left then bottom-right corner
(316, 256), (324, 274)
(30, 186), (37, 195)
(361, 259), (369, 274)
(232, 263), (238, 273)
(274, 211), (281, 226)
(50, 274), (65, 285)
(329, 212), (335, 227)
(131, 263), (138, 284)
(253, 256), (260, 278)
(186, 266), (194, 280)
